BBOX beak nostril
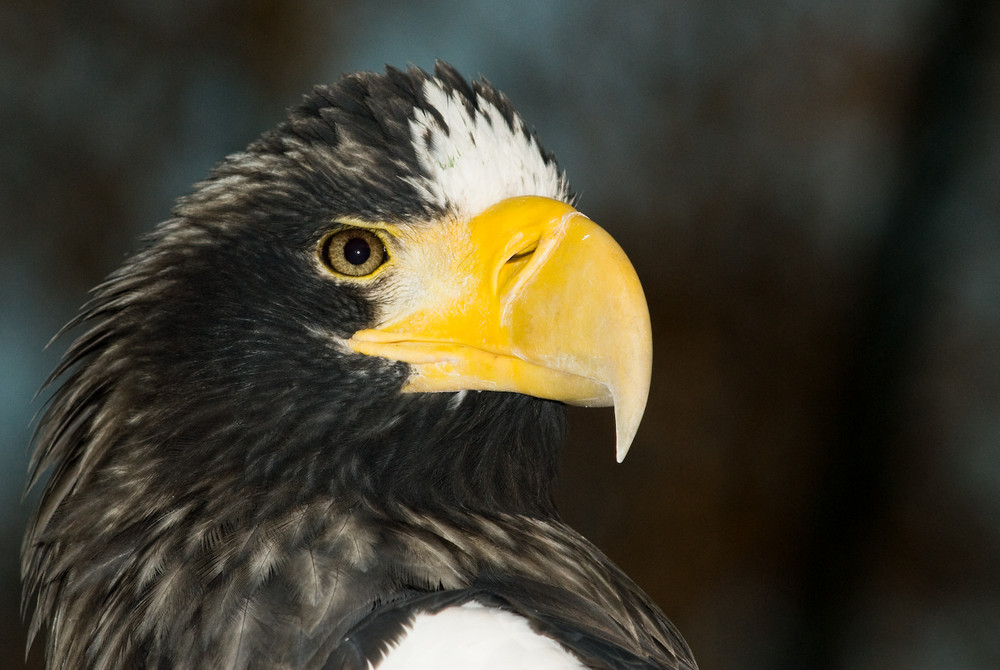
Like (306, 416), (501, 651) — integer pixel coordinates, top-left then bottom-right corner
(508, 250), (531, 263)
(505, 240), (538, 265)
(498, 241), (539, 296)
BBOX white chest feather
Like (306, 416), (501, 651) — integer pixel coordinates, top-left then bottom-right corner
(371, 602), (586, 670)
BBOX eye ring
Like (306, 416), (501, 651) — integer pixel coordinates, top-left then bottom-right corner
(320, 228), (387, 277)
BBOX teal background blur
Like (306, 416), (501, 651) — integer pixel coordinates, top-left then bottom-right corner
(2, 1), (999, 668)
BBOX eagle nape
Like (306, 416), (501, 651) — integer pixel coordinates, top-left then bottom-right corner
(22, 61), (697, 670)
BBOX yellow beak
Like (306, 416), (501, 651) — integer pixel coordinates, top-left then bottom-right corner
(348, 196), (651, 461)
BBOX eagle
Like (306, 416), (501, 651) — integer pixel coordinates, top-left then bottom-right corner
(22, 62), (697, 670)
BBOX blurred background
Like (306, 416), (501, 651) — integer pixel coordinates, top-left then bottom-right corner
(2, 1), (999, 668)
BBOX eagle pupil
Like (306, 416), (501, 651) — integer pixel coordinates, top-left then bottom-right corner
(344, 237), (371, 265)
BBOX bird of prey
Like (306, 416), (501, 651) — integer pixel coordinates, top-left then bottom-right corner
(22, 62), (697, 669)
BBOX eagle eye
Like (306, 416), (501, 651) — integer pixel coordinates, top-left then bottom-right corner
(321, 228), (387, 277)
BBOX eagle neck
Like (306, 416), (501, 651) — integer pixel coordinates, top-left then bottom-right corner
(339, 392), (567, 520)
